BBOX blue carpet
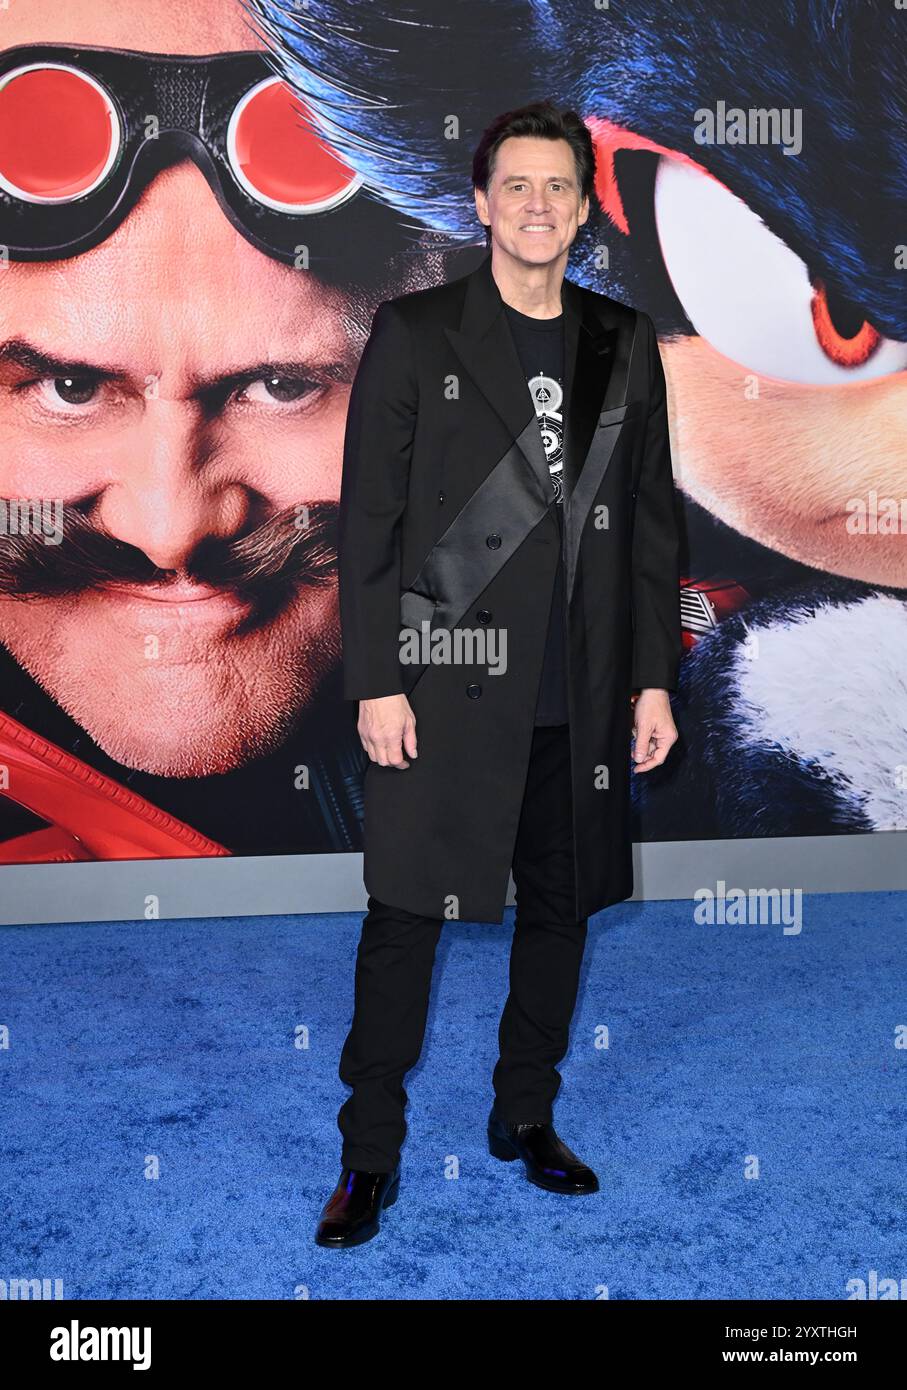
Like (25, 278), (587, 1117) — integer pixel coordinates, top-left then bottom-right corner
(0, 891), (903, 1300)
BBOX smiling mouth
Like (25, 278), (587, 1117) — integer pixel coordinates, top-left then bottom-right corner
(521, 225), (555, 232)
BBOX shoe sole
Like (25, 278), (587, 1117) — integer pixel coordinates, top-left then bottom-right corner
(488, 1130), (599, 1195)
(314, 1174), (400, 1249)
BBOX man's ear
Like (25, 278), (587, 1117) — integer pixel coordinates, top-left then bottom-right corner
(474, 186), (490, 231)
(578, 194), (590, 227)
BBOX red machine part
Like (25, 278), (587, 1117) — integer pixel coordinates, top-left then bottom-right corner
(0, 709), (230, 864)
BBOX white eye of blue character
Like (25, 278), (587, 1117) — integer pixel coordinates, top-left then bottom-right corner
(653, 156), (907, 385)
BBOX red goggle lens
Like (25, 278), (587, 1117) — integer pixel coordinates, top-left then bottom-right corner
(0, 64), (119, 202)
(228, 77), (360, 213)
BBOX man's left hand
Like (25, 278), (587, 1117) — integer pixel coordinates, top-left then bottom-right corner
(631, 688), (678, 772)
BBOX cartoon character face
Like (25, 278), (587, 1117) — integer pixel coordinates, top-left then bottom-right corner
(585, 107), (907, 592)
(653, 155), (906, 589)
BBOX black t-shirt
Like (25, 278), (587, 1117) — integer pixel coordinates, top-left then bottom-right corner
(502, 302), (569, 726)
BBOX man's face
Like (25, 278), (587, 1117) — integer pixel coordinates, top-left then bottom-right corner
(475, 134), (589, 273)
(0, 0), (363, 776)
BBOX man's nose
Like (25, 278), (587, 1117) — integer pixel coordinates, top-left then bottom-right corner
(524, 190), (553, 212)
(96, 400), (250, 573)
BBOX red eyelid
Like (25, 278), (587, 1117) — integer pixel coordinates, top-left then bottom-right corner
(811, 278), (880, 367)
(583, 116), (726, 235)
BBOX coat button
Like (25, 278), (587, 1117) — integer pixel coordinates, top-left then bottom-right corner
(438, 490), (445, 503)
(466, 682), (482, 699)
(476, 609), (492, 624)
(486, 533), (502, 549)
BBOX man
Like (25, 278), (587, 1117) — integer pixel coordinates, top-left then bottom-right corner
(0, 0), (441, 862)
(317, 102), (682, 1248)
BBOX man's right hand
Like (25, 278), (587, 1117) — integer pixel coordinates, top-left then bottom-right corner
(358, 694), (418, 768)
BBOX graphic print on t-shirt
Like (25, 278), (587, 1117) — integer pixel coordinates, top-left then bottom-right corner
(502, 302), (568, 725)
(527, 370), (564, 504)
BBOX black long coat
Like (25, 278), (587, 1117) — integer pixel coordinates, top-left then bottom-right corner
(338, 252), (682, 924)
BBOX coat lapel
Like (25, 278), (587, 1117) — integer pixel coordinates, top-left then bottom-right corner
(444, 254), (553, 506)
(562, 285), (640, 603)
(562, 275), (624, 501)
(444, 252), (633, 509)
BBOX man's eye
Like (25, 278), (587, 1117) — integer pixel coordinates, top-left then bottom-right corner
(38, 375), (100, 408)
(22, 372), (100, 408)
(238, 376), (319, 405)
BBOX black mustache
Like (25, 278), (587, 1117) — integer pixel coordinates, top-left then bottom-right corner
(0, 501), (339, 607)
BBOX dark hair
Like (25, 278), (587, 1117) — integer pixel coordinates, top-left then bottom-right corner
(471, 100), (595, 244)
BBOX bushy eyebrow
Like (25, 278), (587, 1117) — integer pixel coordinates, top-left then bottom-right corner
(0, 339), (126, 383)
(500, 173), (576, 185)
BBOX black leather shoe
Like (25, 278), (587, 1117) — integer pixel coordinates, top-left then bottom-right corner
(314, 1166), (401, 1248)
(488, 1109), (599, 1194)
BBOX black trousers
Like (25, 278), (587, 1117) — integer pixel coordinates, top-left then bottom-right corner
(337, 722), (589, 1172)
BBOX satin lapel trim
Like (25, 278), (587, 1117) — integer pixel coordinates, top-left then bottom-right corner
(563, 306), (640, 605)
(398, 418), (554, 694)
(561, 278), (619, 503)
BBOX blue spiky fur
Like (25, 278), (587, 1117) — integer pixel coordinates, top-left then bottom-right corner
(246, 0), (906, 341)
